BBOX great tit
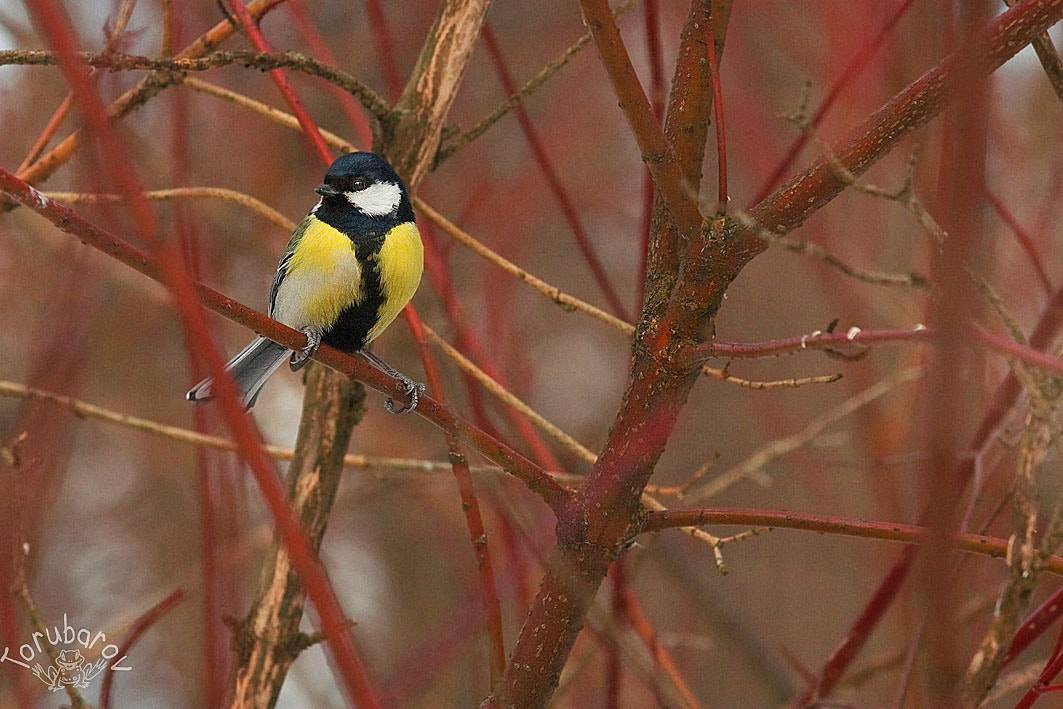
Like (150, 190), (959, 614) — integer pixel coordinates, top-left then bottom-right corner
(186, 152), (425, 412)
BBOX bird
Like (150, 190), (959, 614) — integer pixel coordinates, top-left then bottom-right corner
(186, 151), (425, 412)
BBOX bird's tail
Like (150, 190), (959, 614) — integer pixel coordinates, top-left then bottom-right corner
(185, 337), (289, 409)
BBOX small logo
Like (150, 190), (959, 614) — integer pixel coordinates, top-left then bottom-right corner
(0, 614), (131, 693)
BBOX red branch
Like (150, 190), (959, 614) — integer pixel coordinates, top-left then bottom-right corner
(227, 0), (333, 165)
(986, 187), (1053, 295)
(286, 0), (375, 150)
(481, 26), (632, 322)
(363, 0), (404, 102)
(404, 307), (507, 688)
(695, 326), (1063, 379)
(636, 0), (666, 306)
(0, 169), (572, 513)
(578, 0), (702, 236)
(695, 326), (932, 359)
(744, 0), (1063, 242)
(21, 0), (379, 702)
(808, 276), (1063, 700)
(1015, 622), (1063, 707)
(1005, 585), (1063, 667)
(417, 217), (563, 468)
(100, 588), (186, 709)
(972, 328), (1063, 377)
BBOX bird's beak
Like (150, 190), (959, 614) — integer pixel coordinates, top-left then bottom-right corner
(315, 184), (340, 197)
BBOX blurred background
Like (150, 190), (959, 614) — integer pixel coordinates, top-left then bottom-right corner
(1, 0), (1062, 706)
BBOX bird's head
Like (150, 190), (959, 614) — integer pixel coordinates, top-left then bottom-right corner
(315, 152), (407, 218)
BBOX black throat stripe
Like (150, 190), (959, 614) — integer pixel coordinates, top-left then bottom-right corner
(323, 241), (385, 353)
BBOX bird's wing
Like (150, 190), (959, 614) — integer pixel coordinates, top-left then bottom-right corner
(269, 215), (312, 317)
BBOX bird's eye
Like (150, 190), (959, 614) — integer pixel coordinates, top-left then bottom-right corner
(350, 178), (369, 192)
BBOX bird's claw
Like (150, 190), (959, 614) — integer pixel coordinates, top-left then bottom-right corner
(290, 329), (322, 371)
(385, 377), (425, 415)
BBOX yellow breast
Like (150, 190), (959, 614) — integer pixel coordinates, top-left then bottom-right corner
(367, 221), (424, 343)
(273, 217), (363, 330)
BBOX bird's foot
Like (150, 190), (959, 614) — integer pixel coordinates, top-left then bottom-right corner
(384, 376), (426, 415)
(290, 329), (322, 371)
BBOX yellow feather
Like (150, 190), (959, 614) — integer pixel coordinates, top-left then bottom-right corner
(368, 221), (424, 343)
(279, 217), (363, 330)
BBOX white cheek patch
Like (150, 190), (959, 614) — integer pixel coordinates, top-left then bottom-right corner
(345, 181), (401, 217)
(311, 198), (323, 214)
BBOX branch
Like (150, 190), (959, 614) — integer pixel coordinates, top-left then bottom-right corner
(434, 0), (639, 163)
(683, 367), (923, 503)
(480, 26), (632, 321)
(228, 365), (368, 707)
(500, 1), (1063, 705)
(405, 311), (506, 690)
(99, 589), (185, 709)
(182, 77), (357, 152)
(8, 0), (283, 196)
(1003, 0), (1063, 104)
(388, 0), (493, 187)
(750, 0), (918, 204)
(638, 507), (1063, 575)
(577, 0), (702, 237)
(741, 0), (1063, 250)
(417, 197), (839, 389)
(0, 168), (572, 511)
(0, 377), (515, 475)
(46, 187), (295, 231)
(425, 324), (598, 465)
(690, 326), (932, 361)
(0, 49), (391, 121)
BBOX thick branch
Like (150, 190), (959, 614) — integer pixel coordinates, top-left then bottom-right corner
(229, 366), (366, 708)
(577, 0), (703, 237)
(388, 0), (493, 187)
(741, 0), (1063, 252)
(497, 1), (1063, 706)
(231, 2), (497, 700)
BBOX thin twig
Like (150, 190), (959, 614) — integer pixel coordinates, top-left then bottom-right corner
(12, 548), (86, 708)
(640, 506), (1063, 577)
(691, 325), (932, 362)
(416, 197), (842, 389)
(99, 588), (186, 709)
(225, 0), (334, 165)
(785, 106), (947, 243)
(434, 0), (640, 163)
(0, 377), (513, 475)
(1002, 0), (1063, 104)
(45, 187), (295, 231)
(730, 208), (929, 288)
(480, 25), (632, 321)
(182, 76), (356, 151)
(684, 367), (924, 503)
(16, 0), (138, 174)
(0, 48), (391, 121)
(750, 0), (918, 204)
(404, 311), (506, 689)
(424, 325), (598, 465)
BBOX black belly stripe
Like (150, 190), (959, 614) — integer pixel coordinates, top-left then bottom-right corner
(323, 244), (385, 353)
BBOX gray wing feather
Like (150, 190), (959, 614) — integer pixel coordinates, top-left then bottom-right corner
(269, 216), (311, 316)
